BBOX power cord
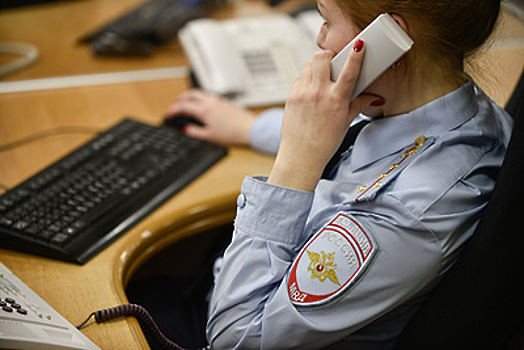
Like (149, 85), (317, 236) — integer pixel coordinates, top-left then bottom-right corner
(77, 304), (210, 350)
(0, 125), (102, 152)
(0, 125), (102, 192)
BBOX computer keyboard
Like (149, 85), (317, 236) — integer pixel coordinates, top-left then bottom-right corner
(0, 118), (227, 264)
(79, 0), (211, 55)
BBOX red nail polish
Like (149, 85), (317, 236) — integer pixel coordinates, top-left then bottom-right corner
(371, 99), (385, 107)
(353, 39), (364, 52)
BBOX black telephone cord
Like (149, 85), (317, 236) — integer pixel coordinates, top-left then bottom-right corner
(77, 303), (209, 350)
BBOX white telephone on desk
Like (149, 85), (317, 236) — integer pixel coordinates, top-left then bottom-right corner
(179, 11), (413, 107)
(0, 262), (100, 349)
(178, 10), (322, 107)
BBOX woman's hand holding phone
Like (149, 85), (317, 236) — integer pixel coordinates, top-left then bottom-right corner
(268, 40), (382, 192)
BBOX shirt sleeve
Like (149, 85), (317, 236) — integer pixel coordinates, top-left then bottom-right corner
(249, 108), (284, 155)
(206, 176), (314, 348)
(206, 176), (443, 349)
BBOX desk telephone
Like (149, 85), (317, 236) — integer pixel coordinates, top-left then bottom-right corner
(0, 262), (206, 349)
(178, 10), (322, 107)
(0, 262), (100, 349)
(179, 11), (412, 107)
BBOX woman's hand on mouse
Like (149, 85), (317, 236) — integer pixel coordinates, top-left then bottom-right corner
(165, 89), (256, 146)
(268, 40), (383, 192)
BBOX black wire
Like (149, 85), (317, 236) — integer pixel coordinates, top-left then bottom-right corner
(76, 312), (96, 329)
(77, 304), (210, 350)
(0, 126), (102, 152)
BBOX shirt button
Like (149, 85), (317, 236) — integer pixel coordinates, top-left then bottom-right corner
(237, 193), (246, 208)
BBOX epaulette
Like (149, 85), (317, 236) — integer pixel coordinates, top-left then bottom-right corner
(346, 136), (433, 203)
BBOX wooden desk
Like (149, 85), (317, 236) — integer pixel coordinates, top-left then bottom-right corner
(0, 77), (276, 349)
(0, 1), (523, 349)
(0, 2), (281, 348)
(0, 0), (306, 82)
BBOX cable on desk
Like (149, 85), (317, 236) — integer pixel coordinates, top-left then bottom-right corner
(0, 42), (39, 77)
(77, 304), (210, 350)
(0, 126), (102, 152)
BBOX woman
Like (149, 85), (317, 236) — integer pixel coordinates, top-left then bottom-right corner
(166, 0), (513, 348)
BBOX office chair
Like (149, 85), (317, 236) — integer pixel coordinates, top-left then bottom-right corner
(394, 71), (524, 350)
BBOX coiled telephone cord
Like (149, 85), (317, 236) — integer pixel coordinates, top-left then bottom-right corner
(77, 303), (210, 350)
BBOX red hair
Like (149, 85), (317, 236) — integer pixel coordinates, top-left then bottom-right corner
(333, 0), (501, 74)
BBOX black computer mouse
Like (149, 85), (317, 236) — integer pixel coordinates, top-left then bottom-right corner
(162, 115), (204, 130)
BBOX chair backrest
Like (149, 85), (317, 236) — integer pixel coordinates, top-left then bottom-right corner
(394, 71), (524, 350)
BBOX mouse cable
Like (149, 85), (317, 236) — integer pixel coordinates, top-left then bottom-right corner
(77, 303), (210, 350)
(0, 125), (102, 152)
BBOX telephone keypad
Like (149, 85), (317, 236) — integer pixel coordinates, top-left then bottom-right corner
(242, 49), (278, 76)
(0, 297), (28, 315)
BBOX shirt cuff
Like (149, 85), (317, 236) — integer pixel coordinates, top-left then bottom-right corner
(235, 176), (315, 248)
(249, 108), (284, 155)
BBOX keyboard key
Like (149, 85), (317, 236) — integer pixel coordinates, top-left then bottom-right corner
(13, 220), (30, 231)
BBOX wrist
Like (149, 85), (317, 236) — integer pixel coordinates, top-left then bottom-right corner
(267, 151), (324, 192)
(236, 115), (256, 146)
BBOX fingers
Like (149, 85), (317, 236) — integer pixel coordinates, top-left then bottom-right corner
(335, 39), (366, 96)
(182, 123), (211, 140)
(166, 89), (210, 112)
(294, 59), (313, 89)
(296, 42), (364, 101)
(311, 50), (334, 85)
(176, 89), (208, 102)
(164, 89), (212, 124)
(166, 101), (203, 120)
(164, 95), (211, 140)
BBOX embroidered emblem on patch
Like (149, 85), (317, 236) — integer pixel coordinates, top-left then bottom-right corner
(288, 213), (377, 306)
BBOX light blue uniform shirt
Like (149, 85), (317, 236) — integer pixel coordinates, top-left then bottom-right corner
(207, 82), (513, 349)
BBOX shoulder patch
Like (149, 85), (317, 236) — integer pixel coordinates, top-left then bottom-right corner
(288, 213), (377, 306)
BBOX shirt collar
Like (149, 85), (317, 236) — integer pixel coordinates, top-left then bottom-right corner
(350, 82), (479, 171)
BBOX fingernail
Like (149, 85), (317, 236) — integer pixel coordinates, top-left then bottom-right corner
(353, 39), (364, 52)
(371, 99), (385, 107)
(182, 125), (189, 134)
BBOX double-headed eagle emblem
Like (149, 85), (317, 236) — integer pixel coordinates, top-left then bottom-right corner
(307, 250), (340, 286)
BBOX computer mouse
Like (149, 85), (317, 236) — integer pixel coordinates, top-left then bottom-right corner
(91, 32), (154, 56)
(162, 115), (204, 130)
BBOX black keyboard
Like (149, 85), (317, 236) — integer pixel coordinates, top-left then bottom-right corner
(0, 118), (227, 264)
(79, 0), (210, 55)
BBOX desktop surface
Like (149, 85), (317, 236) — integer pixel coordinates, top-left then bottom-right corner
(0, 79), (276, 348)
(0, 2), (278, 348)
(0, 0), (298, 82)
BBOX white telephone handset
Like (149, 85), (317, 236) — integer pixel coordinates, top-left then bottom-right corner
(331, 13), (414, 100)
